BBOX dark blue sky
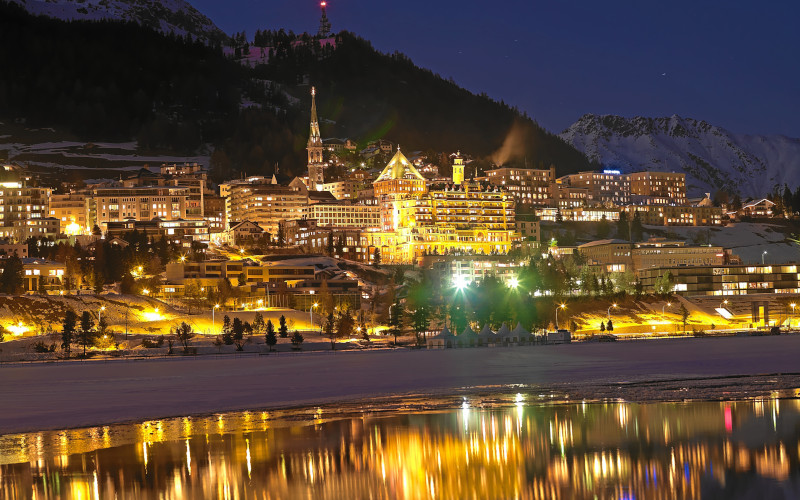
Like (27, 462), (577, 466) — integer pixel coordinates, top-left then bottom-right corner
(193, 0), (800, 137)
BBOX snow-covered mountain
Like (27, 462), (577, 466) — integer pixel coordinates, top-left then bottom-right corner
(559, 114), (800, 198)
(11, 0), (227, 42)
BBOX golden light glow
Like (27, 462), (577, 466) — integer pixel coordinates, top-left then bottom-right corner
(7, 321), (28, 336)
(64, 220), (84, 236)
(141, 308), (163, 322)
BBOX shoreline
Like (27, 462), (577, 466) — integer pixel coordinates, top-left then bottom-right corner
(3, 334), (800, 436)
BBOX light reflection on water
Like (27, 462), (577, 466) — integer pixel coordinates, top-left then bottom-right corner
(2, 397), (800, 499)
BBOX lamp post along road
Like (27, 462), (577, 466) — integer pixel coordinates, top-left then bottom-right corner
(607, 303), (617, 319)
(555, 304), (566, 330)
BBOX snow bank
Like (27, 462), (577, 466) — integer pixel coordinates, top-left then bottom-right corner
(3, 334), (800, 434)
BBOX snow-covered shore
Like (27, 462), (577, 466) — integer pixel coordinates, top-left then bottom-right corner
(3, 334), (800, 435)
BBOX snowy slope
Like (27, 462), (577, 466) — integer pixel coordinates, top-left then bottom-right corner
(559, 114), (800, 198)
(11, 0), (227, 42)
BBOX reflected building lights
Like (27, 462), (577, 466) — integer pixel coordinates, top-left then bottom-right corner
(1, 398), (799, 499)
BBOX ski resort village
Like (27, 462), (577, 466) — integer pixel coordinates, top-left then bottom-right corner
(0, 83), (799, 362)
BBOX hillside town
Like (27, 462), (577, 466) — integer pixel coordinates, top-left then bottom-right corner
(0, 87), (797, 359)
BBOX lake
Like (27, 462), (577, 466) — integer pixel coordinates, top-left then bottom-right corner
(2, 395), (800, 499)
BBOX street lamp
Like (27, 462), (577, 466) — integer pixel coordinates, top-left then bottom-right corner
(555, 303), (566, 329)
(662, 302), (672, 315)
(720, 299), (729, 309)
(508, 277), (519, 289)
(607, 303), (617, 319)
(311, 302), (319, 330)
(791, 303), (796, 329)
(762, 251), (768, 265)
(142, 288), (150, 296)
(213, 304), (220, 331)
(99, 305), (106, 323)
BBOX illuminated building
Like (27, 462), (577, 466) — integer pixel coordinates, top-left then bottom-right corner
(535, 206), (620, 222)
(485, 165), (555, 205)
(0, 169), (52, 240)
(88, 186), (190, 231)
(369, 149), (520, 264)
(622, 203), (723, 226)
(372, 148), (426, 198)
(628, 171), (687, 205)
(308, 202), (381, 228)
(638, 263), (800, 295)
(452, 152), (465, 184)
(580, 238), (728, 274)
(307, 87), (325, 190)
(21, 257), (65, 292)
(558, 169), (631, 206)
(221, 177), (308, 236)
(49, 193), (89, 234)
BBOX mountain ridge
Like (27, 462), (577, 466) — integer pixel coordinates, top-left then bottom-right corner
(559, 113), (800, 198)
(10, 0), (227, 43)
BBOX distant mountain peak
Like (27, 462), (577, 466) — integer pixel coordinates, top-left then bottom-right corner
(11, 0), (227, 42)
(560, 113), (800, 198)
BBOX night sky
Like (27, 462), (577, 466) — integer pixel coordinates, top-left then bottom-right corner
(192, 0), (800, 137)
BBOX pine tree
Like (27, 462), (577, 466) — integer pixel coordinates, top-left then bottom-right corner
(680, 304), (690, 333)
(61, 309), (77, 358)
(324, 312), (336, 349)
(232, 317), (245, 351)
(606, 319), (614, 332)
(290, 329), (304, 349)
(278, 315), (288, 338)
(265, 319), (277, 351)
(372, 247), (381, 268)
(222, 315), (233, 344)
(252, 312), (265, 335)
(78, 311), (95, 357)
(600, 322), (605, 333)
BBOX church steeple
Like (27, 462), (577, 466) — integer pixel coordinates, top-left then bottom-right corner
(452, 151), (465, 185)
(307, 87), (325, 190)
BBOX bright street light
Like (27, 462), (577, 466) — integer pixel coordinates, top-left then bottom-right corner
(555, 303), (566, 329)
(762, 250), (768, 265)
(607, 303), (617, 319)
(213, 304), (220, 331)
(311, 302), (319, 330)
(662, 302), (671, 315)
(142, 289), (150, 296)
(508, 277), (519, 289)
(454, 275), (468, 290)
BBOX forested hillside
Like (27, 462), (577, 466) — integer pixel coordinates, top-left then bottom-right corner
(0, 1), (593, 179)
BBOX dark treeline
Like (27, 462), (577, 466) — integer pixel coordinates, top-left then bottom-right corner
(1, 2), (592, 179)
(249, 31), (594, 174)
(0, 1), (243, 152)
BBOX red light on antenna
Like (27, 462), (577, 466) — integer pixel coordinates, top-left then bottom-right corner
(320, 1), (327, 6)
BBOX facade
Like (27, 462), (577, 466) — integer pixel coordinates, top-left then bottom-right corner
(632, 239), (725, 271)
(14, 217), (60, 240)
(203, 195), (226, 234)
(623, 204), (723, 226)
(515, 214), (541, 241)
(106, 218), (209, 245)
(739, 198), (776, 218)
(485, 166), (555, 206)
(558, 170), (631, 206)
(225, 221), (265, 245)
(0, 175), (52, 240)
(0, 242), (28, 258)
(639, 264), (800, 296)
(551, 183), (588, 209)
(22, 258), (66, 292)
(373, 149), (426, 198)
(308, 202), (381, 228)
(535, 207), (620, 222)
(367, 151), (521, 264)
(424, 255), (527, 285)
(88, 186), (189, 230)
(579, 239), (632, 273)
(49, 193), (89, 234)
(222, 177), (308, 236)
(628, 171), (687, 205)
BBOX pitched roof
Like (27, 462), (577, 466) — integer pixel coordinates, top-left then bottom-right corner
(375, 148), (425, 182)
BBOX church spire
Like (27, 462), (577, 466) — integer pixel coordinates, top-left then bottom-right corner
(307, 87), (325, 191)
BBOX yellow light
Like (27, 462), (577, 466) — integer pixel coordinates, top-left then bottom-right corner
(313, 302), (319, 308)
(180, 255), (186, 263)
(142, 289), (150, 296)
(560, 304), (566, 309)
(100, 306), (106, 312)
(64, 220), (83, 236)
(214, 304), (220, 309)
(612, 303), (617, 308)
(7, 321), (28, 336)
